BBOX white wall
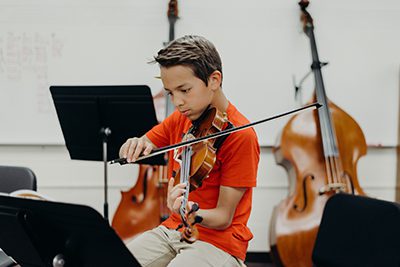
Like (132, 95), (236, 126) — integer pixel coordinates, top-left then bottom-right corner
(0, 0), (399, 146)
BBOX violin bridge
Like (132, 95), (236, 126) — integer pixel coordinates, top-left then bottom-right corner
(222, 112), (228, 122)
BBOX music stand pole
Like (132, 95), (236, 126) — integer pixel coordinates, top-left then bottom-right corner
(50, 85), (167, 224)
(100, 127), (111, 222)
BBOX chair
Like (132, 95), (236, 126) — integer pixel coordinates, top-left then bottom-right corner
(312, 193), (400, 267)
(0, 250), (16, 267)
(0, 165), (37, 193)
(0, 165), (37, 267)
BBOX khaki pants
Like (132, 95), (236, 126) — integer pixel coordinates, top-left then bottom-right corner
(126, 226), (246, 267)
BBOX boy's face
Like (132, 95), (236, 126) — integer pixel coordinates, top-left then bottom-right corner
(161, 65), (215, 121)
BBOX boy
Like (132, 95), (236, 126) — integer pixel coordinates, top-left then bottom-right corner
(120, 35), (259, 267)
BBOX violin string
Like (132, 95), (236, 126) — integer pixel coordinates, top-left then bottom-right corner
(159, 166), (168, 218)
(180, 147), (188, 218)
(184, 147), (192, 208)
(180, 146), (192, 226)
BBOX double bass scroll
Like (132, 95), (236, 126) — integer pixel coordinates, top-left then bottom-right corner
(111, 0), (180, 242)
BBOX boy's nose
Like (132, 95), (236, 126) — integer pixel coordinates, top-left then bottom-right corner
(173, 96), (184, 107)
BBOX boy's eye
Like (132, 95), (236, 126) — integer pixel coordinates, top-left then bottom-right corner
(181, 88), (191, 93)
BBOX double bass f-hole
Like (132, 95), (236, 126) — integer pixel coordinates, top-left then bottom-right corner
(293, 174), (314, 212)
(130, 166), (153, 203)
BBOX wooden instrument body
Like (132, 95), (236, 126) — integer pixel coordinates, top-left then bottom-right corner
(112, 165), (164, 242)
(270, 99), (367, 267)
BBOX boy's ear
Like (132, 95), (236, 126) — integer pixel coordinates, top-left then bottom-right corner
(209, 70), (222, 90)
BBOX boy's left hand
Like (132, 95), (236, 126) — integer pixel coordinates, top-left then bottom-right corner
(167, 178), (194, 214)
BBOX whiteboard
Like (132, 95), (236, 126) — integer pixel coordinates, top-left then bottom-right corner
(0, 0), (399, 146)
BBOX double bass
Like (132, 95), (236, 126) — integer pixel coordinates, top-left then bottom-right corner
(269, 1), (367, 266)
(111, 0), (179, 241)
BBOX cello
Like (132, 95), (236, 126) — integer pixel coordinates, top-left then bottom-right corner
(269, 1), (367, 267)
(111, 164), (167, 242)
(111, 0), (179, 241)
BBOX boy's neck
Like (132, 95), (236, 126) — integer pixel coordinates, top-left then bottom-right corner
(211, 88), (229, 113)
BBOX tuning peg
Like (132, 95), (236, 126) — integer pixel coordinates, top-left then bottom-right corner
(188, 203), (199, 214)
(192, 215), (203, 225)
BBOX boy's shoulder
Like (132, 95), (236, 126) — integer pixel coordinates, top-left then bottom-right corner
(225, 103), (259, 144)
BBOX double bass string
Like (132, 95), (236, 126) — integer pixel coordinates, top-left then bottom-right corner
(320, 109), (347, 192)
(307, 0), (347, 192)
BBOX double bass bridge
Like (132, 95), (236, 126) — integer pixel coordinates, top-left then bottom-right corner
(318, 182), (347, 195)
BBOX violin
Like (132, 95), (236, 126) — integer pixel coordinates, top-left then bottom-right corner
(173, 107), (228, 242)
(173, 107), (227, 191)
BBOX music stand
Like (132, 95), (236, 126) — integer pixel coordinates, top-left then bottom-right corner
(50, 85), (165, 220)
(0, 195), (141, 267)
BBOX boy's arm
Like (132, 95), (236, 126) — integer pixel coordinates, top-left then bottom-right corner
(195, 185), (246, 230)
(168, 182), (246, 230)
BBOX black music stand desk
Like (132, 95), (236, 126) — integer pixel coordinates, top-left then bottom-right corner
(50, 85), (164, 164)
(0, 195), (141, 267)
(50, 85), (165, 219)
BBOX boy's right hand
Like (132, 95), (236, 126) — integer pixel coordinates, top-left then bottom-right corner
(119, 136), (155, 163)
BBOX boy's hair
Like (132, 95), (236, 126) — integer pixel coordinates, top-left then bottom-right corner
(154, 35), (223, 86)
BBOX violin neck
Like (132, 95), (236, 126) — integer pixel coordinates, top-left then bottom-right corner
(305, 21), (339, 158)
(179, 146), (192, 223)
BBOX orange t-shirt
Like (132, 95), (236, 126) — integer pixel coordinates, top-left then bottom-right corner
(146, 102), (260, 261)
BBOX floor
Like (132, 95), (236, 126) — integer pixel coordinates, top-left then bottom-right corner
(245, 252), (274, 267)
(246, 263), (274, 267)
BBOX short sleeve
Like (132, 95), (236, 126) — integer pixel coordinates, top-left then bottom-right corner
(145, 110), (180, 148)
(218, 128), (260, 187)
